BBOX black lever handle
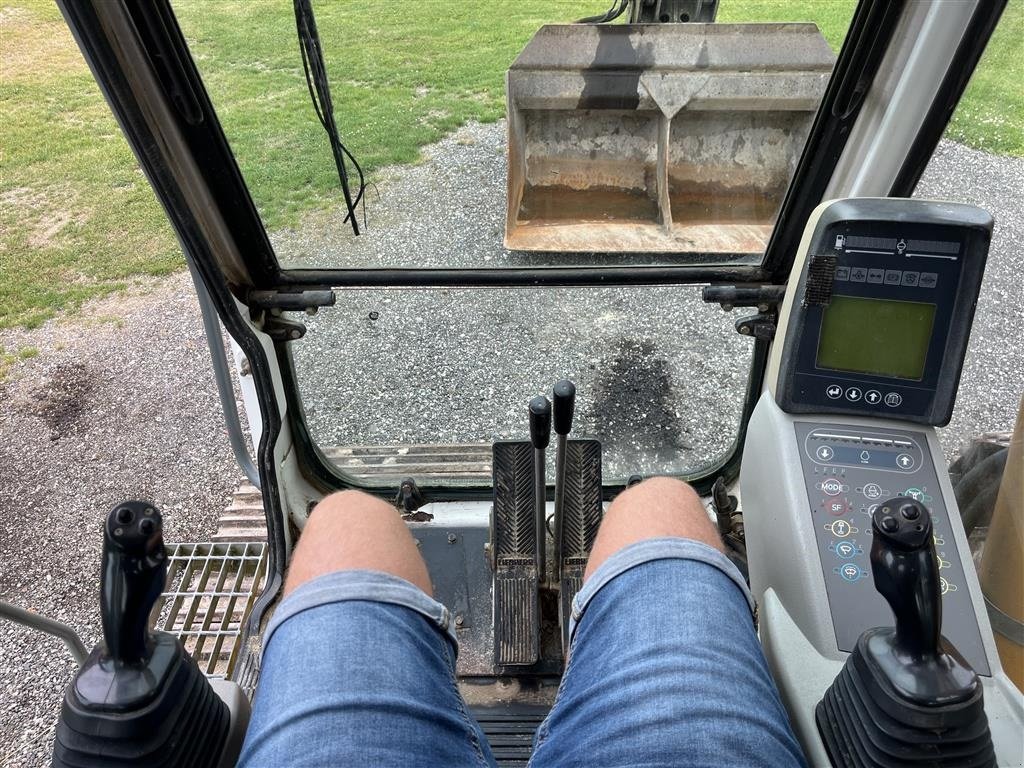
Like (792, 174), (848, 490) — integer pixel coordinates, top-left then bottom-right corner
(553, 380), (576, 437)
(529, 396), (552, 450)
(100, 502), (166, 665)
(870, 497), (940, 660)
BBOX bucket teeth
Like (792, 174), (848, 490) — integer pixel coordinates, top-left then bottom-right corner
(558, 439), (603, 653)
(491, 441), (540, 666)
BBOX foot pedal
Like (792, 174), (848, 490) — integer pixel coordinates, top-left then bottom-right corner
(492, 441), (540, 666)
(558, 439), (602, 652)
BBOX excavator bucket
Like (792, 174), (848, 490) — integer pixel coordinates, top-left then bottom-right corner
(505, 23), (835, 254)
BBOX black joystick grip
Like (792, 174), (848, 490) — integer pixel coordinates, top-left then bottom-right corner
(870, 497), (940, 660)
(529, 396), (552, 450)
(101, 501), (166, 665)
(553, 380), (576, 436)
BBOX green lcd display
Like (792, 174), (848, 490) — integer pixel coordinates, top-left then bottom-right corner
(816, 296), (936, 381)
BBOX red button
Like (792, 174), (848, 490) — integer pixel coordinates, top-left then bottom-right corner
(824, 498), (849, 516)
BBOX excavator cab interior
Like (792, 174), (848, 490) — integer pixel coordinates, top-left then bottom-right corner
(3, 0), (1021, 765)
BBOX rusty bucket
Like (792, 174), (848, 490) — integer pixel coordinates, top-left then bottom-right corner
(505, 23), (835, 254)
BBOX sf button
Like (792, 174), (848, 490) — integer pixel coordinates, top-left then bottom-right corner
(826, 384), (843, 400)
(816, 445), (835, 462)
(821, 478), (843, 496)
(865, 390), (881, 405)
(824, 498), (849, 516)
(884, 392), (903, 407)
(845, 387), (862, 402)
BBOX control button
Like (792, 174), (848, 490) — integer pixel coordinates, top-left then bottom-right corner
(862, 483), (883, 500)
(866, 268), (885, 284)
(865, 389), (882, 405)
(836, 563), (868, 582)
(821, 478), (843, 496)
(834, 266), (850, 281)
(901, 271), (920, 287)
(827, 520), (857, 537)
(830, 540), (862, 559)
(884, 269), (902, 285)
(919, 272), (938, 289)
(816, 445), (835, 462)
(884, 392), (903, 407)
(901, 487), (932, 503)
(896, 453), (916, 470)
(849, 267), (867, 283)
(845, 387), (862, 402)
(939, 577), (957, 595)
(879, 515), (899, 533)
(824, 498), (850, 516)
(826, 384), (843, 400)
(859, 450), (871, 463)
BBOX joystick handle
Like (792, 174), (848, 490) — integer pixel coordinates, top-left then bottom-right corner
(529, 396), (552, 450)
(870, 497), (940, 660)
(552, 380), (576, 436)
(100, 501), (166, 665)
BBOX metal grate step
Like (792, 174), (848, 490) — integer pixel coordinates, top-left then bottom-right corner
(471, 705), (548, 766)
(156, 541), (269, 678)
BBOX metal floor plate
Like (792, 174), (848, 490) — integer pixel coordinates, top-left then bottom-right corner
(157, 541), (268, 678)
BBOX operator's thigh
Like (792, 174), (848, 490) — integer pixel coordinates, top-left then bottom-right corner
(239, 571), (495, 768)
(529, 543), (806, 768)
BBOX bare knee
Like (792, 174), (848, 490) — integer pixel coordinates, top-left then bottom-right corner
(585, 476), (722, 580)
(284, 490), (432, 597)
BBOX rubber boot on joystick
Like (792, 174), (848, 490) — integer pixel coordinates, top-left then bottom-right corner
(52, 502), (239, 767)
(816, 497), (996, 767)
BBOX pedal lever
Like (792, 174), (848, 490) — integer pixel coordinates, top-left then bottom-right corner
(491, 441), (540, 666)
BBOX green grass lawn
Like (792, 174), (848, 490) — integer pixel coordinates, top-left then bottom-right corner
(1, 0), (1021, 330)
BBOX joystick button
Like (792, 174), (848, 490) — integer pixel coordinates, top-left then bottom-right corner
(879, 515), (899, 533)
(900, 503), (921, 520)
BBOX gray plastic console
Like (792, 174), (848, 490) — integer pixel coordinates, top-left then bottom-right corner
(741, 393), (1023, 766)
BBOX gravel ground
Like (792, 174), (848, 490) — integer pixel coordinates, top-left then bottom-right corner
(0, 277), (239, 767)
(1, 122), (1020, 764)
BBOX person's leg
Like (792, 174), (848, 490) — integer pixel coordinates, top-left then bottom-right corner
(240, 491), (495, 768)
(530, 477), (806, 768)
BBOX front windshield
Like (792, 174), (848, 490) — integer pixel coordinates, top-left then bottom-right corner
(172, 1), (859, 488)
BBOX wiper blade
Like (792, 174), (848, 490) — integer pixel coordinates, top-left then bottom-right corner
(294, 0), (365, 235)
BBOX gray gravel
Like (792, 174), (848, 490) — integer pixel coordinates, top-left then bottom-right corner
(1, 122), (1020, 765)
(0, 276), (239, 767)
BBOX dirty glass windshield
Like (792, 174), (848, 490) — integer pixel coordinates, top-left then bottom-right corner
(172, 2), (857, 488)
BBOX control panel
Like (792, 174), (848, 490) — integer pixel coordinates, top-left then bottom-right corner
(795, 421), (989, 675)
(776, 199), (991, 426)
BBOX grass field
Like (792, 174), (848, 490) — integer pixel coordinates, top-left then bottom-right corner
(1, 0), (1021, 330)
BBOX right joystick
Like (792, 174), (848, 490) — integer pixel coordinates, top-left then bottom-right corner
(816, 496), (995, 767)
(870, 498), (942, 664)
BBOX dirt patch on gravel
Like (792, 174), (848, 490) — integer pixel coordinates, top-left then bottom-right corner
(17, 362), (95, 439)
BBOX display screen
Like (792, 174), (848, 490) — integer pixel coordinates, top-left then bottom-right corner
(816, 296), (936, 380)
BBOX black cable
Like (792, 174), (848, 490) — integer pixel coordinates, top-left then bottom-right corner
(576, 0), (630, 23)
(294, 0), (365, 234)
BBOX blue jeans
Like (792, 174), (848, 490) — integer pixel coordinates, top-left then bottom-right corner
(239, 538), (806, 767)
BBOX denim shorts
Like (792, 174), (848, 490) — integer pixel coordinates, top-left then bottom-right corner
(239, 537), (807, 767)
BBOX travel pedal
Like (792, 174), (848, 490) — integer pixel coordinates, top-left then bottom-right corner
(491, 441), (540, 666)
(557, 439), (602, 655)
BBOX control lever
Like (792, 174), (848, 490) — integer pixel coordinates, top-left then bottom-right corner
(53, 502), (246, 768)
(551, 379), (576, 583)
(529, 396), (552, 582)
(869, 497), (978, 702)
(101, 502), (165, 664)
(815, 496), (995, 767)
